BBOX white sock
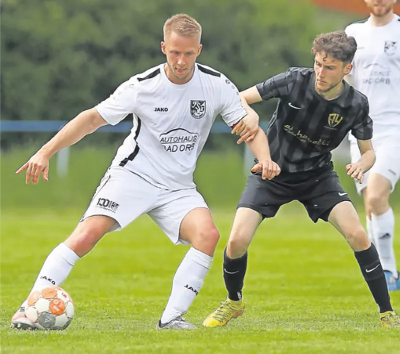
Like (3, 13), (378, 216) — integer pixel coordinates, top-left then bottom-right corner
(160, 247), (213, 324)
(366, 216), (375, 245)
(371, 208), (398, 277)
(29, 243), (80, 295)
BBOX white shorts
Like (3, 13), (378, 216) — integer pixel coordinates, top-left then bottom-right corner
(350, 138), (400, 194)
(81, 167), (209, 245)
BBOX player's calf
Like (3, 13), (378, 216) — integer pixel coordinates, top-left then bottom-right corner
(354, 244), (394, 315)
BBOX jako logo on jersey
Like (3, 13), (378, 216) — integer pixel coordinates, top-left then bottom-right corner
(40, 276), (56, 285)
(97, 198), (119, 213)
(190, 100), (206, 119)
(184, 284), (199, 295)
(327, 113), (343, 128)
(154, 107), (168, 112)
(384, 41), (397, 56)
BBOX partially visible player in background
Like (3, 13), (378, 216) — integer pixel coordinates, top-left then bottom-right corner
(10, 14), (277, 331)
(345, 0), (400, 291)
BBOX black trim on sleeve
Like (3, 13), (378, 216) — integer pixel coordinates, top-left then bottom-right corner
(119, 118), (142, 167)
(197, 64), (221, 77)
(137, 68), (161, 82)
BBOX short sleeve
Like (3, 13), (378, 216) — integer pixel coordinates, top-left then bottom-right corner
(95, 79), (138, 126)
(351, 100), (373, 140)
(256, 68), (297, 101)
(219, 76), (247, 127)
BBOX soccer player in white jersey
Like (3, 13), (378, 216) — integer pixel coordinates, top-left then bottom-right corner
(345, 0), (400, 291)
(10, 14), (280, 330)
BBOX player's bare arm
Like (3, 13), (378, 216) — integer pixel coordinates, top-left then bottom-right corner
(240, 86), (263, 105)
(232, 87), (263, 143)
(246, 127), (281, 180)
(16, 108), (108, 185)
(346, 139), (375, 184)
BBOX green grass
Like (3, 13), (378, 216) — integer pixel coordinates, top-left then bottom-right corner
(1, 207), (400, 354)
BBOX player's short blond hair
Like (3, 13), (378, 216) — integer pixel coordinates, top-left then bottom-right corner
(163, 14), (202, 42)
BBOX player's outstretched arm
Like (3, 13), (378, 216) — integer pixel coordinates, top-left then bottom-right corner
(346, 139), (375, 184)
(16, 108), (108, 185)
(232, 87), (263, 144)
(246, 128), (281, 180)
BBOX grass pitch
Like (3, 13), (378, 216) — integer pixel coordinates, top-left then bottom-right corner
(1, 207), (399, 354)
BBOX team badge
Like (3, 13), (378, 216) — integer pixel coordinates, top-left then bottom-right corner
(190, 100), (206, 119)
(328, 113), (343, 128)
(384, 41), (397, 56)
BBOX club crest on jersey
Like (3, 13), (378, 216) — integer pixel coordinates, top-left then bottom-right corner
(190, 100), (206, 119)
(384, 41), (397, 56)
(328, 113), (343, 128)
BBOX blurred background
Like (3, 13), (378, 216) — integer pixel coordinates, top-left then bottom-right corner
(2, 0), (400, 210)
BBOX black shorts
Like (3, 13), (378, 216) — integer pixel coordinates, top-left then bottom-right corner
(237, 169), (352, 223)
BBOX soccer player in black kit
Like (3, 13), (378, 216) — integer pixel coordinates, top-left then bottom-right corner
(203, 31), (400, 328)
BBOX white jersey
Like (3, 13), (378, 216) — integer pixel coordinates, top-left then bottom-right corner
(96, 63), (246, 190)
(345, 15), (400, 138)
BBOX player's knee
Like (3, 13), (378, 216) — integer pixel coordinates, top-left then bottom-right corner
(65, 226), (105, 257)
(227, 235), (249, 258)
(366, 193), (389, 214)
(345, 227), (370, 251)
(204, 226), (220, 247)
(194, 225), (220, 250)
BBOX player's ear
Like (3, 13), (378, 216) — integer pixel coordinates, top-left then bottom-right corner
(161, 41), (166, 55)
(197, 44), (203, 56)
(344, 63), (352, 76)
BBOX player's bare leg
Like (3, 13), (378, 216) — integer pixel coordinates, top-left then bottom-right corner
(157, 208), (219, 330)
(328, 201), (399, 327)
(364, 173), (399, 291)
(11, 215), (116, 329)
(203, 207), (261, 327)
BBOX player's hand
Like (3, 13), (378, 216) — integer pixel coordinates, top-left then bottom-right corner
(251, 160), (281, 180)
(232, 113), (259, 144)
(346, 163), (364, 184)
(16, 150), (50, 184)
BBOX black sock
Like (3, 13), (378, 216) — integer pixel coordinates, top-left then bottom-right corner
(223, 248), (247, 301)
(354, 244), (392, 313)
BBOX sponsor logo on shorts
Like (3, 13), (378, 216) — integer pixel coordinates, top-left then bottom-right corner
(97, 198), (119, 213)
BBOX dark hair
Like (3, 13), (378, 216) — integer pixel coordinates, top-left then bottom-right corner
(311, 30), (357, 64)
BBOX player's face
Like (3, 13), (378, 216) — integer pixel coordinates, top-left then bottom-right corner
(161, 31), (202, 84)
(365, 0), (395, 17)
(314, 52), (352, 94)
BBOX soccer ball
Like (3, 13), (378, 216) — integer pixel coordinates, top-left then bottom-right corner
(25, 286), (74, 330)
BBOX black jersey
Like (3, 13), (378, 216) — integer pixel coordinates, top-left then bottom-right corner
(256, 67), (372, 174)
